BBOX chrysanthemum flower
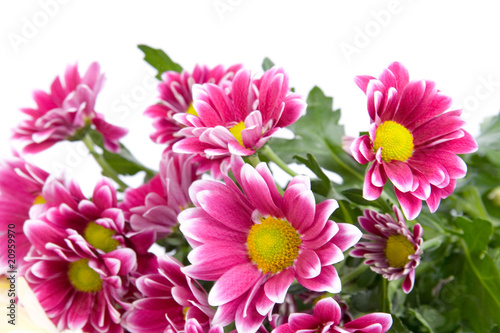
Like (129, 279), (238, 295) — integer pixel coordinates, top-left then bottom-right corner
(273, 297), (392, 333)
(145, 64), (243, 147)
(350, 62), (478, 219)
(350, 206), (423, 293)
(172, 67), (306, 175)
(22, 177), (155, 332)
(0, 156), (48, 274)
(122, 255), (215, 333)
(120, 151), (199, 239)
(12, 62), (127, 153)
(179, 156), (361, 332)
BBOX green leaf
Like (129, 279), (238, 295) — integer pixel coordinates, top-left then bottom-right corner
(138, 44), (183, 79)
(268, 86), (365, 190)
(454, 217), (500, 331)
(262, 57), (275, 71)
(456, 216), (493, 256)
(89, 130), (156, 178)
(388, 315), (412, 333)
(294, 153), (333, 197)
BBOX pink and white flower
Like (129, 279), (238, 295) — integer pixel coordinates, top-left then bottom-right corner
(350, 206), (423, 294)
(178, 155), (361, 332)
(0, 156), (48, 274)
(22, 177), (155, 332)
(350, 62), (478, 219)
(273, 297), (392, 333)
(12, 62), (127, 153)
(145, 64), (243, 147)
(172, 67), (306, 171)
(120, 151), (199, 239)
(122, 255), (215, 333)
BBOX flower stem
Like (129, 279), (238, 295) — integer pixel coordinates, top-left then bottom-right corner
(341, 262), (369, 285)
(260, 145), (298, 177)
(82, 134), (129, 191)
(249, 154), (261, 167)
(381, 277), (391, 313)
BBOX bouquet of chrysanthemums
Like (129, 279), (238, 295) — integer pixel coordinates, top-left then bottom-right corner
(2, 45), (500, 333)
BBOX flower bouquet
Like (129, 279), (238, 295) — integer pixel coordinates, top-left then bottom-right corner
(2, 45), (499, 333)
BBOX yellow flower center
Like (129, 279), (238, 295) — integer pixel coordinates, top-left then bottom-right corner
(229, 121), (246, 146)
(385, 234), (415, 268)
(186, 103), (198, 116)
(33, 195), (46, 205)
(67, 259), (103, 292)
(373, 121), (414, 162)
(84, 221), (119, 253)
(247, 216), (302, 274)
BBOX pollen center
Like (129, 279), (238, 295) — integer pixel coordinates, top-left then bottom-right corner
(247, 216), (302, 274)
(186, 103), (199, 116)
(373, 121), (414, 162)
(68, 259), (102, 292)
(385, 234), (415, 268)
(32, 195), (46, 205)
(229, 121), (246, 146)
(84, 221), (119, 253)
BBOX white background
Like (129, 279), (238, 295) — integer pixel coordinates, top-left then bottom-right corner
(1, 0), (500, 194)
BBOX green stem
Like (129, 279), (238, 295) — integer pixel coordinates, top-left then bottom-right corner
(421, 234), (448, 251)
(249, 154), (261, 167)
(381, 277), (391, 313)
(324, 139), (365, 182)
(341, 262), (369, 285)
(260, 145), (298, 177)
(82, 134), (129, 191)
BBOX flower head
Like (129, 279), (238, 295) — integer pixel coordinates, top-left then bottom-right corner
(120, 151), (199, 239)
(21, 177), (155, 332)
(350, 62), (478, 219)
(179, 156), (361, 332)
(273, 297), (392, 333)
(350, 206), (423, 293)
(145, 64), (243, 147)
(0, 156), (48, 274)
(172, 67), (306, 175)
(13, 62), (127, 153)
(122, 255), (215, 333)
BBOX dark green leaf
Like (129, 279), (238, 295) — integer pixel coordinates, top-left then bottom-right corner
(262, 57), (275, 71)
(89, 130), (156, 178)
(138, 44), (183, 79)
(268, 86), (365, 190)
(294, 153), (333, 197)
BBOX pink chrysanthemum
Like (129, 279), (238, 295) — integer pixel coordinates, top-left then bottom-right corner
(122, 255), (216, 333)
(0, 156), (49, 274)
(172, 67), (306, 173)
(179, 156), (361, 332)
(145, 64), (243, 147)
(273, 297), (392, 333)
(350, 206), (423, 294)
(22, 177), (155, 332)
(12, 62), (127, 153)
(120, 151), (199, 239)
(350, 62), (478, 219)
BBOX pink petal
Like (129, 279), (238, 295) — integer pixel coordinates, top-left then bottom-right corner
(67, 291), (93, 330)
(264, 269), (294, 303)
(208, 263), (262, 306)
(295, 249), (321, 279)
(395, 189), (422, 220)
(344, 313), (393, 332)
(384, 161), (413, 193)
(314, 297), (341, 325)
(296, 265), (341, 293)
(330, 223), (362, 252)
